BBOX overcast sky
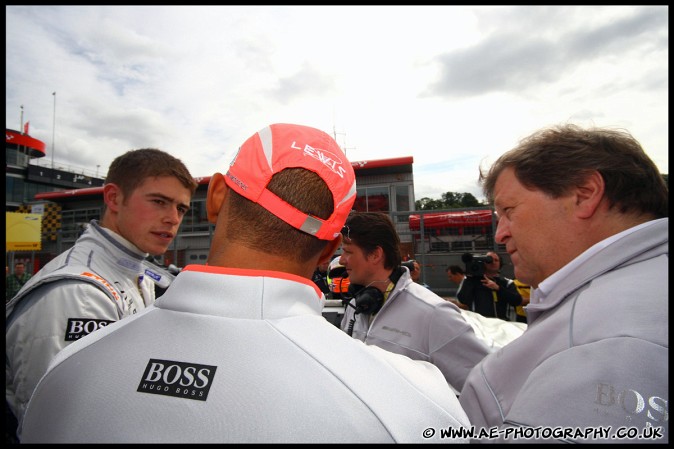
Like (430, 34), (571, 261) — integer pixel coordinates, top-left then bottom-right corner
(6, 5), (668, 202)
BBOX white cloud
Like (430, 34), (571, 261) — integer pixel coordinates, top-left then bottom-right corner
(6, 5), (668, 202)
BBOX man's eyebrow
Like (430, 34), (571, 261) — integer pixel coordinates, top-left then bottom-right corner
(146, 192), (190, 210)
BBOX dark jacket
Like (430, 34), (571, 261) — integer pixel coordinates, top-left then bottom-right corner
(457, 275), (521, 320)
(311, 269), (330, 295)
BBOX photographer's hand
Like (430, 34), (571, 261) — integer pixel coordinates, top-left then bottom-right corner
(482, 275), (500, 291)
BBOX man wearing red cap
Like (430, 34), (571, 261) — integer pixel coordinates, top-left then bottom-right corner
(20, 124), (471, 443)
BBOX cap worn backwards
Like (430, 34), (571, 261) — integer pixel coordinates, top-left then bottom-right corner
(225, 123), (357, 240)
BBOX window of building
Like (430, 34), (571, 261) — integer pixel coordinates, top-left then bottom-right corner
(395, 184), (412, 223)
(6, 176), (25, 204)
(353, 183), (414, 216)
(177, 199), (211, 233)
(354, 186), (390, 212)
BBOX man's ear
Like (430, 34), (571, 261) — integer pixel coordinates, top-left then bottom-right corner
(206, 173), (228, 223)
(102, 183), (122, 213)
(575, 171), (605, 219)
(367, 246), (385, 265)
(318, 235), (342, 265)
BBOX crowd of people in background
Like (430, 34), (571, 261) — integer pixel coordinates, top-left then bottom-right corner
(5, 123), (668, 443)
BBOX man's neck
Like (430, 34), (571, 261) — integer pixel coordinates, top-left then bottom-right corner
(367, 269), (395, 293)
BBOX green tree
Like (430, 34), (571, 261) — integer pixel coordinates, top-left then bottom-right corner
(442, 192), (481, 208)
(415, 191), (484, 210)
(415, 197), (445, 210)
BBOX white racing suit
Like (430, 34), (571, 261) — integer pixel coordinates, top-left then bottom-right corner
(6, 219), (174, 436)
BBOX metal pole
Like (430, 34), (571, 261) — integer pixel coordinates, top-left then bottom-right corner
(51, 92), (56, 169)
(8, 252), (15, 276)
(20, 105), (24, 133)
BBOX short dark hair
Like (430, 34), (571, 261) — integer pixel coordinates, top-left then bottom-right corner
(479, 124), (668, 218)
(106, 148), (197, 199)
(486, 251), (502, 265)
(341, 212), (401, 270)
(447, 265), (464, 275)
(226, 168), (333, 260)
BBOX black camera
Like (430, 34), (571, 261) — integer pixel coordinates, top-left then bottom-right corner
(461, 253), (493, 278)
(401, 260), (415, 271)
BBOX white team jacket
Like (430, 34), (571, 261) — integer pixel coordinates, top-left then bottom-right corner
(459, 218), (669, 443)
(341, 268), (494, 393)
(21, 265), (471, 443)
(6, 219), (172, 434)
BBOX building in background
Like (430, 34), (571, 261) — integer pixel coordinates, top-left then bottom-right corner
(6, 128), (105, 210)
(6, 128), (105, 273)
(28, 156), (417, 267)
(5, 132), (420, 275)
(6, 130), (504, 297)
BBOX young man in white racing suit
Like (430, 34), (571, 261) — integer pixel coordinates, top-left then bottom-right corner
(339, 211), (493, 394)
(19, 123), (471, 443)
(459, 124), (669, 443)
(6, 149), (196, 440)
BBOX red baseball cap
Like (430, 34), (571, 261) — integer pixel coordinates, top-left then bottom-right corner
(225, 123), (357, 240)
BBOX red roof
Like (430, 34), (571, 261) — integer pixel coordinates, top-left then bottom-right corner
(6, 129), (46, 158)
(350, 156), (413, 170)
(34, 157), (413, 201)
(409, 210), (494, 230)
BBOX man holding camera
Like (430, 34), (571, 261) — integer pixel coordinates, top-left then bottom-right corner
(456, 251), (522, 320)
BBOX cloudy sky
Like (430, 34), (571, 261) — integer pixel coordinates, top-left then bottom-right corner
(6, 5), (668, 202)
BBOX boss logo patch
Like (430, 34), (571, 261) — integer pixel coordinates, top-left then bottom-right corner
(65, 318), (115, 341)
(137, 359), (217, 401)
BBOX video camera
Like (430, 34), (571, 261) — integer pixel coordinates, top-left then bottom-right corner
(461, 253), (493, 278)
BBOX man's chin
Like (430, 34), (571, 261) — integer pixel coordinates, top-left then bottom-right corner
(145, 245), (170, 257)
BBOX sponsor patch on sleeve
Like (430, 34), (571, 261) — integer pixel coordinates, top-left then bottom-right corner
(65, 318), (116, 341)
(81, 271), (121, 302)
